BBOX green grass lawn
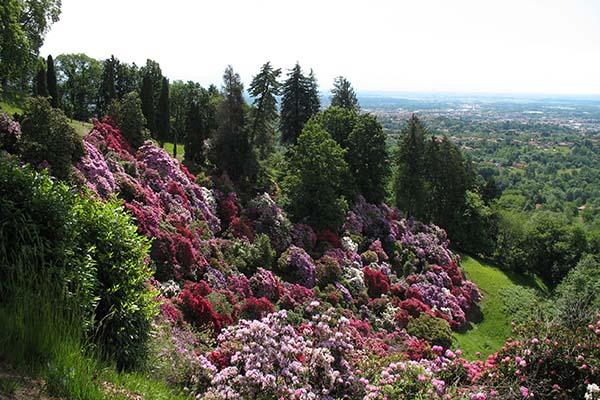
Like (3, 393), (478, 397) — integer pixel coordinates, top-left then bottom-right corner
(163, 142), (185, 161)
(69, 119), (93, 136)
(454, 255), (547, 359)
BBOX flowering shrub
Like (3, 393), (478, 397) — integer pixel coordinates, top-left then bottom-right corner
(364, 267), (390, 298)
(236, 297), (274, 321)
(278, 246), (316, 288)
(477, 314), (600, 399)
(198, 310), (366, 400)
(0, 112), (21, 153)
(246, 193), (292, 253)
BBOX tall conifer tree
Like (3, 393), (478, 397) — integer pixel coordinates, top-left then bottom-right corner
(211, 66), (256, 182)
(46, 55), (59, 108)
(395, 114), (427, 218)
(140, 73), (156, 134)
(34, 61), (48, 97)
(248, 61), (281, 158)
(330, 76), (359, 112)
(157, 77), (170, 148)
(280, 63), (320, 144)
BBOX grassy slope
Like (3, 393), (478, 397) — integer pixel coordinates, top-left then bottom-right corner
(454, 255), (547, 359)
(163, 142), (185, 161)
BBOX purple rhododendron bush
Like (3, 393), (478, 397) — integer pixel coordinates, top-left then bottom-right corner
(22, 116), (596, 399)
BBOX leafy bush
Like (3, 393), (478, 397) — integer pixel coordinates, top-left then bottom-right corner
(0, 157), (157, 370)
(19, 97), (84, 180)
(112, 92), (148, 149)
(74, 197), (157, 370)
(406, 314), (453, 348)
(554, 254), (600, 329)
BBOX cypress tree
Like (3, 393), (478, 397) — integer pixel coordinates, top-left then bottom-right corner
(330, 76), (359, 112)
(157, 77), (170, 148)
(98, 55), (118, 117)
(34, 62), (48, 97)
(140, 73), (156, 135)
(395, 114), (427, 219)
(248, 61), (281, 158)
(46, 55), (59, 108)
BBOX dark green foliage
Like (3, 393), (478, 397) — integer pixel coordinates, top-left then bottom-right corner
(249, 61), (281, 159)
(315, 106), (356, 149)
(171, 80), (212, 163)
(34, 60), (48, 97)
(454, 190), (497, 256)
(140, 73), (156, 134)
(406, 314), (453, 348)
(494, 210), (588, 286)
(98, 55), (118, 116)
(280, 63), (320, 144)
(330, 76), (359, 112)
(284, 121), (349, 230)
(0, 157), (157, 370)
(156, 77), (170, 146)
(554, 254), (600, 329)
(395, 114), (427, 218)
(55, 53), (102, 121)
(183, 86), (218, 166)
(423, 136), (471, 228)
(20, 97), (84, 180)
(113, 92), (148, 149)
(46, 54), (59, 108)
(211, 65), (257, 183)
(346, 113), (389, 203)
(0, 0), (61, 89)
(75, 196), (157, 371)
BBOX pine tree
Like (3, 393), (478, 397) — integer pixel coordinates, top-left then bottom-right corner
(98, 55), (118, 117)
(346, 114), (389, 203)
(211, 66), (256, 182)
(248, 61), (281, 158)
(34, 61), (48, 97)
(157, 77), (170, 148)
(280, 63), (320, 144)
(184, 87), (218, 167)
(140, 73), (156, 134)
(330, 76), (359, 112)
(46, 55), (59, 108)
(395, 114), (427, 219)
(304, 69), (321, 117)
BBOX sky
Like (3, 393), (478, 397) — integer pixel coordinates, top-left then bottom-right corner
(41, 0), (600, 95)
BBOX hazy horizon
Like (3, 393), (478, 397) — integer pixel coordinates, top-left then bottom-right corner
(41, 0), (600, 95)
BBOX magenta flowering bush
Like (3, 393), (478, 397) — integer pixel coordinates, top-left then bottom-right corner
(68, 121), (498, 398)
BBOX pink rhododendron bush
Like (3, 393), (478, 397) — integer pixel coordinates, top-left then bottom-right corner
(70, 119), (598, 399)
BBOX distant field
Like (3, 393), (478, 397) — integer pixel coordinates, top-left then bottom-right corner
(454, 255), (547, 359)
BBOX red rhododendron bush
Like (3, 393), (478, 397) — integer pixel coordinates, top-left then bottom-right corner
(72, 119), (598, 399)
